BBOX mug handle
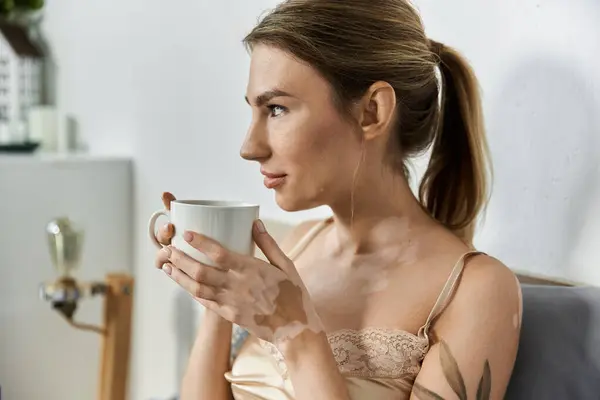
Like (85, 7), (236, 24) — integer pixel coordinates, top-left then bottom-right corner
(148, 209), (170, 249)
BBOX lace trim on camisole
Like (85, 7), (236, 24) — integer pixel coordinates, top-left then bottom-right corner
(259, 327), (429, 379)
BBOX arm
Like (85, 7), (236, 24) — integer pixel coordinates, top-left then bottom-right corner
(179, 311), (233, 400)
(410, 258), (522, 400)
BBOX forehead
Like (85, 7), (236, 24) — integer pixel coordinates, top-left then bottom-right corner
(246, 44), (327, 100)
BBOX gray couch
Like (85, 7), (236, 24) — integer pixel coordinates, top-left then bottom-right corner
(506, 284), (600, 399)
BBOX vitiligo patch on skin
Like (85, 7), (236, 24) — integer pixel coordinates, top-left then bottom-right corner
(357, 244), (419, 295)
(512, 313), (519, 329)
(239, 273), (323, 346)
(271, 281), (325, 344)
(513, 274), (523, 329)
(253, 281), (309, 328)
(365, 273), (390, 293)
(296, 227), (423, 321)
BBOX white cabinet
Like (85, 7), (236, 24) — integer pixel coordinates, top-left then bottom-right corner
(0, 154), (133, 400)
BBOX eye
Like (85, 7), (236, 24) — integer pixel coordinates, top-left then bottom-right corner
(267, 104), (287, 117)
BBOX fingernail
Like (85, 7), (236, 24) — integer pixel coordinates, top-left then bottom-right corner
(184, 231), (193, 242)
(255, 219), (266, 233)
(161, 246), (171, 258)
(163, 223), (172, 233)
(162, 264), (172, 275)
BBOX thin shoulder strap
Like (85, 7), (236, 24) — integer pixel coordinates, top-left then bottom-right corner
(418, 250), (485, 341)
(287, 217), (334, 261)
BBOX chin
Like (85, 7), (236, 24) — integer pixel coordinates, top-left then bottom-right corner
(274, 190), (320, 212)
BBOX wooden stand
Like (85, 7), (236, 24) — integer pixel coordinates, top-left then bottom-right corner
(97, 274), (134, 400)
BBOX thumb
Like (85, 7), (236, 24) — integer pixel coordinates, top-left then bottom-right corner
(253, 219), (294, 273)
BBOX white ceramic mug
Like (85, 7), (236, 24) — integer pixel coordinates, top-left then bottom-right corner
(148, 200), (260, 265)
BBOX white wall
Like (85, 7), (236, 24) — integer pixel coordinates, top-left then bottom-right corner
(414, 0), (600, 284)
(37, 1), (600, 399)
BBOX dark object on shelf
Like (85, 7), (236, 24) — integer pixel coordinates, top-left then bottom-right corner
(0, 21), (44, 57)
(0, 141), (40, 153)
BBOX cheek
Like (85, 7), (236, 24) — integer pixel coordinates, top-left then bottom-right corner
(270, 132), (325, 162)
(273, 125), (328, 160)
(271, 113), (353, 173)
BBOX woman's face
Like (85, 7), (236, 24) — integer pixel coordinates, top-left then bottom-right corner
(240, 44), (363, 212)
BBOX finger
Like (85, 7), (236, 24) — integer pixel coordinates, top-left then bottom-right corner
(155, 245), (171, 269)
(156, 223), (175, 245)
(196, 297), (221, 313)
(162, 263), (219, 301)
(162, 192), (176, 211)
(183, 230), (242, 270)
(252, 219), (292, 272)
(166, 246), (228, 287)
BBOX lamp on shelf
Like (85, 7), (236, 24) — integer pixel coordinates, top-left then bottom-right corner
(39, 217), (134, 400)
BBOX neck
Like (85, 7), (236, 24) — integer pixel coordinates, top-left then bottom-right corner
(327, 168), (435, 255)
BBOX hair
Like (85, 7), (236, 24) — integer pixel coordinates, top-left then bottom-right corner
(243, 0), (491, 243)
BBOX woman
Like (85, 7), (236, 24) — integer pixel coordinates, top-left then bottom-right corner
(154, 0), (522, 399)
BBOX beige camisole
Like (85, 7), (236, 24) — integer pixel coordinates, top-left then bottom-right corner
(224, 218), (482, 399)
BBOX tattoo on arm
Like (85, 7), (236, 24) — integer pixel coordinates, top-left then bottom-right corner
(413, 339), (492, 400)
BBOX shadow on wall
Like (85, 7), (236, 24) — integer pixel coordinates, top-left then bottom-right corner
(481, 55), (599, 278)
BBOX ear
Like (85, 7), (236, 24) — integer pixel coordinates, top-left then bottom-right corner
(355, 81), (397, 141)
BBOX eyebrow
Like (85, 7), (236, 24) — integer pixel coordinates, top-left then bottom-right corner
(245, 89), (295, 107)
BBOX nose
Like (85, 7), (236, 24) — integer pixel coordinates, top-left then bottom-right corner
(240, 119), (271, 162)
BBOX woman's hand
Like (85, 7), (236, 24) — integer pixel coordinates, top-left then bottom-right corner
(156, 218), (324, 346)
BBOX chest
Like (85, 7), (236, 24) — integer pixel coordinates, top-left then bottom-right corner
(290, 234), (457, 338)
(294, 251), (420, 332)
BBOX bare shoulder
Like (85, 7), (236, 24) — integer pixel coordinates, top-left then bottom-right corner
(278, 219), (324, 254)
(438, 253), (523, 333)
(414, 254), (522, 399)
(461, 254), (521, 311)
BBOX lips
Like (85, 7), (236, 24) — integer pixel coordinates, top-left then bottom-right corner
(263, 175), (286, 189)
(261, 169), (287, 189)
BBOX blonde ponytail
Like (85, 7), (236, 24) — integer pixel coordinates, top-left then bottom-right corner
(418, 41), (491, 243)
